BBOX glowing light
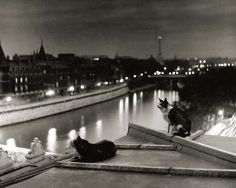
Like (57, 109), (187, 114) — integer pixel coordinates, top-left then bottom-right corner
(104, 81), (108, 85)
(96, 120), (103, 138)
(140, 73), (143, 76)
(125, 77), (128, 80)
(132, 93), (137, 107)
(140, 91), (143, 98)
(133, 75), (137, 78)
(120, 78), (124, 83)
(47, 128), (57, 152)
(79, 127), (86, 139)
(49, 128), (56, 135)
(6, 138), (16, 150)
(125, 96), (129, 113)
(218, 110), (224, 116)
(96, 82), (101, 87)
(45, 89), (55, 96)
(80, 85), (85, 89)
(68, 129), (77, 140)
(6, 96), (12, 102)
(67, 86), (75, 92)
(119, 99), (124, 115)
(164, 67), (167, 70)
(96, 120), (103, 127)
(93, 57), (99, 61)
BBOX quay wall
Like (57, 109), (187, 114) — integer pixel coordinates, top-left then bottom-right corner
(0, 84), (129, 127)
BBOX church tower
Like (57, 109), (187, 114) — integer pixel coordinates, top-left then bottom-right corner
(37, 38), (47, 62)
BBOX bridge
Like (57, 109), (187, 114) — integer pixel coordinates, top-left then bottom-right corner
(150, 74), (194, 89)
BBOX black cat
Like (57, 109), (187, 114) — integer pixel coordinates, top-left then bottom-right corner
(158, 98), (191, 137)
(70, 135), (117, 162)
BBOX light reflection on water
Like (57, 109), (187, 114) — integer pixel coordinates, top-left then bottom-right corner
(47, 128), (57, 152)
(6, 138), (16, 150)
(0, 89), (180, 154)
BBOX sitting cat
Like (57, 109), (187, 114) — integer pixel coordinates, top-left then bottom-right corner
(157, 98), (191, 137)
(70, 135), (117, 162)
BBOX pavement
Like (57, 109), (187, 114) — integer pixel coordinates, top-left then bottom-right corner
(196, 135), (236, 154)
(8, 168), (236, 188)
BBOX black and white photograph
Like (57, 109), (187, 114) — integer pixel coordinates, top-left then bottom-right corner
(0, 0), (236, 187)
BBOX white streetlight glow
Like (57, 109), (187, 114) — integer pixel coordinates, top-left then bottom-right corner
(45, 89), (55, 96)
(67, 86), (75, 92)
(80, 85), (85, 89)
(218, 110), (224, 116)
(6, 96), (12, 102)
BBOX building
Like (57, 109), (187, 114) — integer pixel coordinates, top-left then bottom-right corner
(0, 41), (124, 98)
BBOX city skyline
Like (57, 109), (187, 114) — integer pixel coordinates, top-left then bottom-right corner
(1, 0), (236, 58)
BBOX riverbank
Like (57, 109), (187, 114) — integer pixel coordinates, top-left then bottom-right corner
(0, 84), (129, 127)
(128, 83), (158, 93)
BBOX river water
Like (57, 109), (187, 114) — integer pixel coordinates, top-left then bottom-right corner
(0, 89), (179, 154)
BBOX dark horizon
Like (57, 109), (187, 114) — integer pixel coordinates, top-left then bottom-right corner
(1, 0), (236, 59)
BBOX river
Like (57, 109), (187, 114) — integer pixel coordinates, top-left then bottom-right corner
(0, 88), (179, 154)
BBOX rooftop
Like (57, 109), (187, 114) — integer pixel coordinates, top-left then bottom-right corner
(1, 123), (236, 188)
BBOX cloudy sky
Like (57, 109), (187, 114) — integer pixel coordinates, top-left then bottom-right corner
(0, 0), (236, 58)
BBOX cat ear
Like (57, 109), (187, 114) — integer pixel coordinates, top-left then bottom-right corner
(76, 135), (82, 140)
(164, 98), (167, 102)
(159, 98), (163, 102)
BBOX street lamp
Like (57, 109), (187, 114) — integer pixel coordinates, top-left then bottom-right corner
(80, 85), (85, 90)
(6, 96), (12, 102)
(67, 86), (75, 92)
(45, 89), (55, 97)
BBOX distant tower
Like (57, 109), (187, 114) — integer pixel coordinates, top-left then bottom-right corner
(157, 36), (164, 65)
(38, 38), (47, 62)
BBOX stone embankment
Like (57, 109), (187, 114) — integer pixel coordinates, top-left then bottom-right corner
(0, 84), (128, 127)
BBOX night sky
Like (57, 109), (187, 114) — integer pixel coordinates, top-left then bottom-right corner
(1, 0), (236, 58)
